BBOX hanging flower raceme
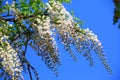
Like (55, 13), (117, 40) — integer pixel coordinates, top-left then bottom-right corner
(0, 35), (23, 80)
(82, 28), (112, 73)
(30, 16), (60, 75)
(45, 1), (112, 73)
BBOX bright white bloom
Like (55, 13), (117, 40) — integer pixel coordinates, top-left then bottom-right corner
(5, 1), (8, 5)
(84, 28), (101, 46)
(9, 23), (13, 27)
(45, 1), (112, 73)
(31, 15), (60, 75)
(0, 35), (23, 80)
(46, 1), (74, 35)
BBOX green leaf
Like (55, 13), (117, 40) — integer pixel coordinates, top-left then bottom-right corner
(75, 17), (80, 21)
(20, 3), (29, 7)
(19, 0), (27, 3)
(58, 0), (71, 3)
(70, 10), (75, 18)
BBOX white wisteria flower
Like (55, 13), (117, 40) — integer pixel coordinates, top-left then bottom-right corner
(0, 0), (112, 80)
(44, 1), (112, 73)
(0, 35), (23, 80)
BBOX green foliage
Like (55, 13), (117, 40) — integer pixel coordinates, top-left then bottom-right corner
(71, 10), (84, 26)
(113, 0), (120, 28)
(49, 0), (71, 3)
(58, 0), (71, 3)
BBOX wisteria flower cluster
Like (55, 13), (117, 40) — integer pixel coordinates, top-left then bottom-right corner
(0, 0), (112, 79)
(0, 34), (23, 79)
(29, 0), (112, 75)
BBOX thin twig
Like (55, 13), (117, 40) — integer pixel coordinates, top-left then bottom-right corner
(27, 64), (33, 80)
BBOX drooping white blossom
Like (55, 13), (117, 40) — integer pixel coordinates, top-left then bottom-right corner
(0, 35), (23, 80)
(44, 1), (112, 73)
(30, 16), (60, 75)
(0, 1), (112, 79)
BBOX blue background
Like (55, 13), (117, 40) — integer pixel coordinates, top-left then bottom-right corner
(1, 0), (120, 80)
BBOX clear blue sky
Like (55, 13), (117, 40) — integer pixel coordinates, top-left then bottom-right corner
(2, 0), (120, 80)
(24, 0), (120, 80)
